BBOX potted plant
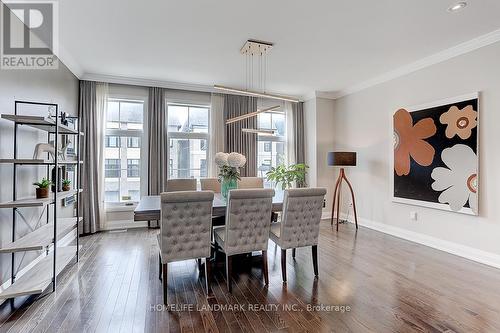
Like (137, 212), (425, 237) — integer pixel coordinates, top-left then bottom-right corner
(215, 152), (246, 198)
(266, 163), (309, 189)
(62, 179), (71, 191)
(33, 178), (52, 199)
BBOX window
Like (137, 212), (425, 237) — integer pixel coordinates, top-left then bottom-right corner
(104, 99), (144, 203)
(257, 111), (286, 184)
(105, 159), (121, 178)
(128, 190), (140, 202)
(105, 136), (120, 148)
(127, 137), (140, 148)
(168, 104), (209, 179)
(127, 159), (140, 178)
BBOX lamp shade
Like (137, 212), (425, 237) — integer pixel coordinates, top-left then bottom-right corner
(327, 152), (357, 166)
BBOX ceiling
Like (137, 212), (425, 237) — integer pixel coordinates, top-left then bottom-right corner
(56, 0), (500, 99)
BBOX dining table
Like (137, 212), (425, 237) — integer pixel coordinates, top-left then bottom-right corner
(134, 190), (284, 223)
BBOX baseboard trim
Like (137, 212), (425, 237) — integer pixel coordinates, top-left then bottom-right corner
(339, 214), (500, 269)
(102, 219), (148, 231)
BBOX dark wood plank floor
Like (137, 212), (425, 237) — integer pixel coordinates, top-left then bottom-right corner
(2, 221), (500, 333)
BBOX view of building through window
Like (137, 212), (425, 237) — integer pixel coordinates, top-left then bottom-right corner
(104, 99), (144, 203)
(168, 104), (209, 179)
(257, 111), (286, 184)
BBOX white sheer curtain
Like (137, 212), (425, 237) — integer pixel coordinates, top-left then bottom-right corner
(285, 101), (296, 165)
(95, 83), (108, 229)
(209, 93), (225, 177)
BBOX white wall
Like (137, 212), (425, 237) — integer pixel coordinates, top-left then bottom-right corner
(0, 64), (79, 285)
(333, 41), (500, 266)
(304, 97), (336, 215)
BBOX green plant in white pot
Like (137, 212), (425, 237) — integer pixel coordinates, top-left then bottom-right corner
(266, 163), (309, 189)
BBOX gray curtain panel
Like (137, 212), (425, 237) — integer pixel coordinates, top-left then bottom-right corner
(79, 80), (101, 234)
(292, 101), (305, 164)
(148, 87), (168, 195)
(223, 94), (258, 177)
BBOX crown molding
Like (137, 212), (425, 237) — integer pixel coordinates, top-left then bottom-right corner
(331, 28), (500, 99)
(56, 43), (84, 78)
(82, 73), (307, 101)
(81, 73), (216, 93)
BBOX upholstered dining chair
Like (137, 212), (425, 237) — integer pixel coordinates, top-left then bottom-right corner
(213, 188), (275, 292)
(158, 190), (214, 304)
(200, 178), (225, 229)
(166, 178), (197, 192)
(269, 188), (327, 282)
(200, 178), (221, 193)
(237, 177), (278, 223)
(238, 177), (264, 189)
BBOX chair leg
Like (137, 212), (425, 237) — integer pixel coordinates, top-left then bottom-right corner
(292, 248), (296, 258)
(205, 258), (213, 297)
(226, 255), (233, 293)
(262, 250), (269, 285)
(281, 249), (287, 282)
(312, 245), (318, 277)
(158, 253), (162, 281)
(162, 263), (168, 305)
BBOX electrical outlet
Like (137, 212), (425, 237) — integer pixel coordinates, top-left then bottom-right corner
(410, 211), (418, 221)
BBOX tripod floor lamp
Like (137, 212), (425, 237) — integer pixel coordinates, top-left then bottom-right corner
(328, 152), (358, 231)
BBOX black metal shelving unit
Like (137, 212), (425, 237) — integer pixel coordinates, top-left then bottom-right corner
(0, 101), (83, 300)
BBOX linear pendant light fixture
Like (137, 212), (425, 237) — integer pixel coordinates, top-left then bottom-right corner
(242, 128), (276, 136)
(214, 85), (300, 103)
(215, 39), (300, 104)
(225, 105), (281, 124)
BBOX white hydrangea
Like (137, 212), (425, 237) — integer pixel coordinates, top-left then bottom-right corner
(215, 152), (229, 167)
(227, 152), (246, 168)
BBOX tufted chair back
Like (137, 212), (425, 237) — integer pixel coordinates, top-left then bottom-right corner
(224, 188), (275, 256)
(166, 178), (197, 192)
(237, 177), (264, 189)
(159, 190), (214, 262)
(200, 178), (221, 193)
(279, 188), (327, 249)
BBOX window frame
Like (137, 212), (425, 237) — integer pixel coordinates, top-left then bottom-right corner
(167, 103), (210, 179)
(104, 97), (146, 207)
(257, 110), (287, 185)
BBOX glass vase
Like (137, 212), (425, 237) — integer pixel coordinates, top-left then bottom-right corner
(221, 178), (238, 199)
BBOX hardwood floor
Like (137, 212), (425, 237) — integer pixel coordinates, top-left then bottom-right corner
(2, 221), (500, 332)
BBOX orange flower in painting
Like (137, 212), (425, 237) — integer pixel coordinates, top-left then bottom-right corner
(440, 105), (477, 140)
(394, 109), (437, 176)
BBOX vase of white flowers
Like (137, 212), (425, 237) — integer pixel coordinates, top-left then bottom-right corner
(215, 152), (247, 199)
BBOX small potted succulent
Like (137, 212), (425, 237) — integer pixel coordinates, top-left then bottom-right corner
(62, 179), (71, 191)
(33, 178), (52, 199)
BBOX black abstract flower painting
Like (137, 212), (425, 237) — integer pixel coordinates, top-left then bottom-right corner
(393, 93), (479, 216)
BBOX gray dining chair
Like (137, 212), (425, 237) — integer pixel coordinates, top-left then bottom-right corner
(213, 188), (275, 292)
(269, 188), (327, 282)
(166, 178), (197, 192)
(238, 177), (264, 189)
(200, 178), (221, 193)
(237, 177), (277, 223)
(158, 190), (214, 304)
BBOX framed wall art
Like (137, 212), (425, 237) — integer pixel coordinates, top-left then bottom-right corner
(392, 92), (479, 215)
